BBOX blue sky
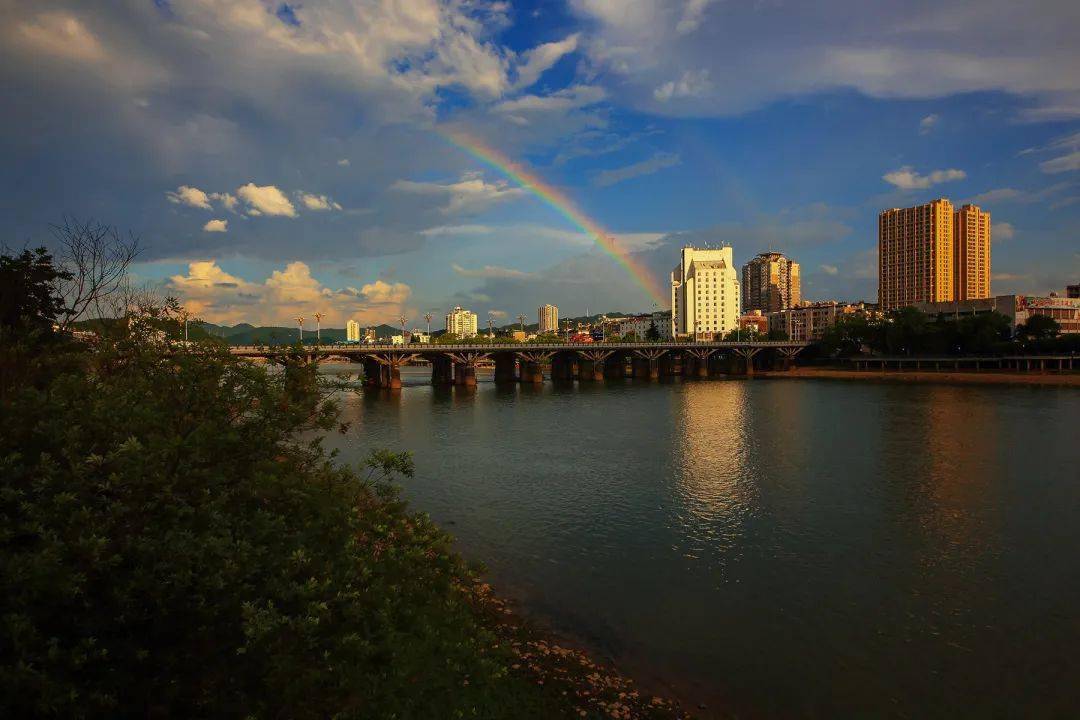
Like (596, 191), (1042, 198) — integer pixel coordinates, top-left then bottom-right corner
(2, 0), (1078, 326)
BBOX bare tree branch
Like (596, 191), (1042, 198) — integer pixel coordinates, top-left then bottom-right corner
(52, 217), (140, 330)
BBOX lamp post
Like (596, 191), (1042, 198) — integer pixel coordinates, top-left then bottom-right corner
(296, 316), (305, 343)
(399, 315), (408, 344)
(424, 312), (433, 336)
(313, 312), (323, 345)
(517, 314), (526, 332)
(488, 312), (495, 338)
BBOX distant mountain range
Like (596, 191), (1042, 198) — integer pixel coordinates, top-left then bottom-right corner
(184, 311), (669, 345)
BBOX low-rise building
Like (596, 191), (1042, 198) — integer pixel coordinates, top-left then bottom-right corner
(618, 312), (673, 340)
(739, 310), (769, 334)
(767, 301), (874, 341)
(913, 294), (1080, 335)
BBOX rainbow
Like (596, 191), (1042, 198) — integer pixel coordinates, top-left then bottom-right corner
(438, 129), (668, 307)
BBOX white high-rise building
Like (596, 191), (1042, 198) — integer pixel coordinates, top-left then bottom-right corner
(346, 319), (361, 342)
(445, 306), (478, 338)
(538, 304), (559, 334)
(671, 246), (741, 338)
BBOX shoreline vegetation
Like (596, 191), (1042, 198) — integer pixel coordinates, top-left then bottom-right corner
(1, 247), (689, 719)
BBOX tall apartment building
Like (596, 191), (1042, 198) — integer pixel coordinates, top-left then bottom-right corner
(346, 319), (361, 342)
(954, 204), (991, 301)
(445, 306), (478, 338)
(538, 304), (559, 334)
(878, 198), (955, 311)
(670, 246), (741, 338)
(741, 252), (801, 312)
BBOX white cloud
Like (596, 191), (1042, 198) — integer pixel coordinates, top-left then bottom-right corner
(968, 182), (1073, 205)
(357, 279), (412, 304)
(209, 192), (239, 212)
(237, 183), (297, 217)
(15, 12), (106, 63)
(1040, 151), (1080, 174)
(995, 222), (1015, 240)
(882, 166), (966, 190)
(419, 224), (495, 236)
(820, 264), (839, 275)
(594, 152), (681, 187)
(390, 173), (526, 215)
(297, 192), (343, 211)
(653, 69), (711, 102)
(203, 219), (228, 233)
(969, 187), (1023, 204)
(170, 260), (412, 325)
(919, 113), (939, 134)
(452, 263), (533, 279)
(337, 158), (350, 166)
(514, 34), (580, 89)
(166, 185), (213, 210)
(493, 84), (606, 114)
(676, 0), (715, 35)
(574, 1), (1080, 118)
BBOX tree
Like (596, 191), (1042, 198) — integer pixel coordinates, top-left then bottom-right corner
(0, 299), (586, 719)
(645, 319), (661, 342)
(1017, 314), (1060, 342)
(51, 217), (141, 330)
(0, 247), (70, 336)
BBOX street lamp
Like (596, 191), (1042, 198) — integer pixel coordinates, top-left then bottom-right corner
(517, 314), (526, 332)
(488, 312), (495, 338)
(424, 312), (433, 336)
(313, 312), (323, 345)
(399, 314), (408, 344)
(296, 316), (305, 343)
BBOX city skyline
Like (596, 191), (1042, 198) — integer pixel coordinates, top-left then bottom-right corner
(3, 2), (1079, 326)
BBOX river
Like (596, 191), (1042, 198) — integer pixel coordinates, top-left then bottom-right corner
(320, 368), (1080, 718)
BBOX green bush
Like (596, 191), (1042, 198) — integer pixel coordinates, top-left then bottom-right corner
(0, 327), (570, 718)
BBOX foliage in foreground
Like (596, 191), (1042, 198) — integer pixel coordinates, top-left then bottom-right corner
(1, 245), (691, 719)
(1, 320), (573, 716)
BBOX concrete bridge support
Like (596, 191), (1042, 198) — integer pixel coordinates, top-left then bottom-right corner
(494, 353), (517, 383)
(659, 353), (678, 378)
(604, 353), (627, 379)
(578, 350), (613, 382)
(733, 347), (762, 376)
(551, 353), (576, 382)
(362, 356), (383, 387)
(516, 352), (551, 384)
(453, 362), (476, 387)
(431, 355), (454, 385)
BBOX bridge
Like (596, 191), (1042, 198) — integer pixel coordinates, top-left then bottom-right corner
(229, 340), (810, 389)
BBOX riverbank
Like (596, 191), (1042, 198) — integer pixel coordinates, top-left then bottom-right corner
(756, 366), (1080, 387)
(469, 581), (692, 719)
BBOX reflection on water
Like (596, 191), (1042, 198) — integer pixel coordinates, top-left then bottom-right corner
(319, 368), (1080, 718)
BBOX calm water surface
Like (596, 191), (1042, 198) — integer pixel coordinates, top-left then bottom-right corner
(321, 369), (1080, 718)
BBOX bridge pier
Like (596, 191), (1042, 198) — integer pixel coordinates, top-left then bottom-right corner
(631, 356), (650, 379)
(604, 354), (627, 379)
(494, 353), (517, 383)
(551, 353), (576, 382)
(431, 355), (454, 385)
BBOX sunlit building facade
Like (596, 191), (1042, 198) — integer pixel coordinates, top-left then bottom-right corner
(445, 306), (478, 338)
(538, 304), (559, 334)
(346, 319), (361, 342)
(741, 252), (801, 312)
(671, 246), (741, 339)
(953, 203), (991, 301)
(879, 198), (955, 311)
